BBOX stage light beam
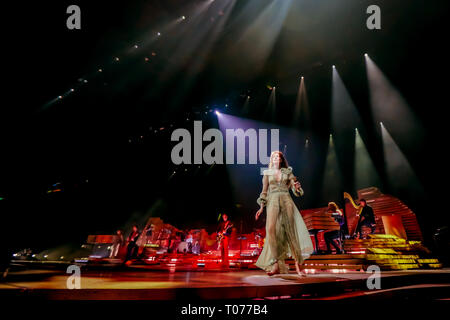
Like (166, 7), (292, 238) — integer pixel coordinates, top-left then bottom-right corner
(321, 134), (343, 204)
(242, 95), (250, 115)
(354, 129), (381, 191)
(226, 0), (293, 75)
(265, 85), (277, 120)
(381, 123), (424, 198)
(293, 76), (310, 129)
(365, 55), (424, 142)
(332, 66), (363, 135)
(161, 0), (237, 109)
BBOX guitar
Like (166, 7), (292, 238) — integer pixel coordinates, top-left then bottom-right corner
(216, 221), (233, 250)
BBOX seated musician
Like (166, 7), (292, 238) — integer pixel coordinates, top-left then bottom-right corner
(216, 213), (233, 268)
(354, 199), (376, 239)
(324, 202), (345, 254)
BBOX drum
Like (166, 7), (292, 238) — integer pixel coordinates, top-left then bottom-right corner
(177, 241), (188, 253)
(161, 239), (170, 248)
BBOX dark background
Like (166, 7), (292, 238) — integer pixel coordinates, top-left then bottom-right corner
(1, 0), (449, 260)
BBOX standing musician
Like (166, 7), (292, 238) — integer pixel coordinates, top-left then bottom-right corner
(110, 229), (124, 258)
(125, 225), (141, 263)
(216, 213), (233, 268)
(324, 202), (345, 254)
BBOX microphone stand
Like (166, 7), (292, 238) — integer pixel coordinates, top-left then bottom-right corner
(239, 220), (243, 257)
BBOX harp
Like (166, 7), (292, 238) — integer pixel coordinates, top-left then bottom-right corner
(136, 220), (151, 255)
(344, 192), (362, 236)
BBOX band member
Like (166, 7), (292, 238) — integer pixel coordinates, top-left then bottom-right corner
(354, 199), (376, 239)
(255, 151), (314, 276)
(217, 213), (233, 268)
(145, 224), (154, 240)
(125, 225), (141, 262)
(186, 232), (193, 253)
(110, 229), (124, 258)
(324, 202), (345, 254)
(192, 241), (201, 255)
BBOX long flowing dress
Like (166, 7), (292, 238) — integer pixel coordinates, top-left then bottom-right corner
(255, 167), (314, 273)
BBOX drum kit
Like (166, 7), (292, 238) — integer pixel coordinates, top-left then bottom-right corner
(177, 241), (189, 253)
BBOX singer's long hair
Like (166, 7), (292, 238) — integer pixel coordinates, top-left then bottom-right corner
(268, 151), (289, 169)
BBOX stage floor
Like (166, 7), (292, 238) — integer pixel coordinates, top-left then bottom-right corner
(1, 268), (449, 300)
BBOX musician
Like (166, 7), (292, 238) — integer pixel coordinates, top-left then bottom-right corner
(324, 202), (344, 254)
(192, 241), (201, 255)
(216, 213), (233, 268)
(110, 229), (124, 258)
(354, 199), (376, 239)
(186, 232), (193, 253)
(125, 225), (141, 262)
(145, 224), (154, 238)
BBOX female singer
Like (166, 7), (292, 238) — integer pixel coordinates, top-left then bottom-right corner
(255, 151), (314, 276)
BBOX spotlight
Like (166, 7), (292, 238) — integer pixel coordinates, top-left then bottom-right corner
(157, 32), (161, 36)
(301, 76), (304, 79)
(70, 89), (74, 92)
(332, 65), (336, 68)
(215, 110), (220, 115)
(114, 57), (120, 61)
(58, 96), (62, 99)
(98, 68), (103, 72)
(364, 53), (368, 57)
(134, 44), (139, 49)
(182, 16), (186, 20)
